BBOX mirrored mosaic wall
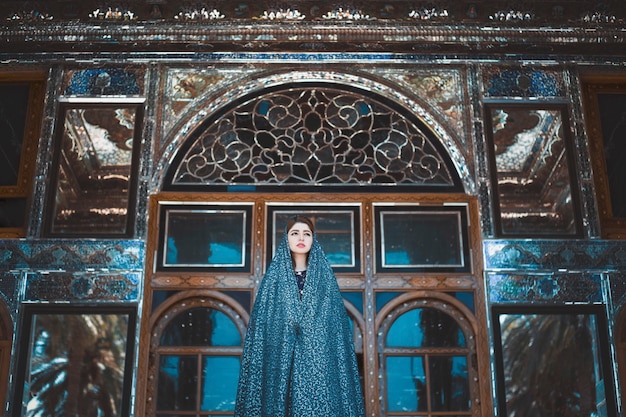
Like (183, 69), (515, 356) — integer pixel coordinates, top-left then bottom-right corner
(0, 35), (625, 417)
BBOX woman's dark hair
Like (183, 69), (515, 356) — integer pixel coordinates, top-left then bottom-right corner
(285, 215), (315, 234)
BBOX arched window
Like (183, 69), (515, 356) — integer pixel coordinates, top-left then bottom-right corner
(163, 82), (462, 192)
(149, 292), (248, 417)
(345, 298), (365, 389)
(148, 292), (365, 416)
(140, 73), (485, 416)
(377, 293), (477, 416)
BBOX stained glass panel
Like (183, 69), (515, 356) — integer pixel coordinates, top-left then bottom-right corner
(167, 85), (459, 191)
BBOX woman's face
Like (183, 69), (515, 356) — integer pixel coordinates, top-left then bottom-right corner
(288, 222), (313, 256)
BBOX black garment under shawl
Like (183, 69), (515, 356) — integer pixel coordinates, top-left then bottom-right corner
(234, 233), (365, 417)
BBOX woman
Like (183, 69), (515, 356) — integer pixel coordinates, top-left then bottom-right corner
(235, 216), (365, 417)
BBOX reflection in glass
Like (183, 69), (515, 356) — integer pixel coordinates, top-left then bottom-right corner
(386, 356), (427, 412)
(160, 308), (242, 347)
(201, 356), (240, 411)
(271, 209), (356, 268)
(498, 313), (609, 417)
(488, 107), (578, 236)
(374, 204), (470, 273)
(158, 355), (198, 411)
(164, 209), (247, 267)
(156, 307), (243, 414)
(430, 356), (470, 412)
(48, 106), (140, 235)
(23, 313), (131, 417)
(387, 308), (466, 348)
(380, 210), (464, 268)
(0, 83), (30, 188)
(384, 307), (471, 415)
(597, 94), (626, 218)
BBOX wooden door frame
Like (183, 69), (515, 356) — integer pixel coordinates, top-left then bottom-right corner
(135, 191), (491, 417)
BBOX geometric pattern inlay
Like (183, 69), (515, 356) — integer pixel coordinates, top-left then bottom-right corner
(488, 273), (603, 304)
(168, 85), (458, 189)
(484, 240), (626, 271)
(25, 272), (140, 301)
(374, 69), (466, 140)
(0, 240), (144, 271)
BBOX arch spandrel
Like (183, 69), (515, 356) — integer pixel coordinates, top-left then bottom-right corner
(156, 71), (472, 193)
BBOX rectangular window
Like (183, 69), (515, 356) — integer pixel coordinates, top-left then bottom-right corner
(267, 204), (361, 273)
(13, 305), (137, 417)
(0, 75), (45, 236)
(484, 103), (581, 237)
(44, 99), (145, 237)
(582, 78), (626, 238)
(374, 204), (470, 273)
(158, 203), (253, 272)
(492, 305), (618, 417)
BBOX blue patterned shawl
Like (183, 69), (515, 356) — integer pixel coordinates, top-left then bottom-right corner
(234, 233), (365, 417)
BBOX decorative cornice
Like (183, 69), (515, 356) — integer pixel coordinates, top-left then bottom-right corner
(0, 20), (624, 55)
(483, 239), (626, 271)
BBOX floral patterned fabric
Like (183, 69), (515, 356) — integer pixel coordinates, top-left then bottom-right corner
(235, 233), (364, 417)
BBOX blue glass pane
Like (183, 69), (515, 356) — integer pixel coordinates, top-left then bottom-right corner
(342, 291), (363, 314)
(201, 356), (241, 411)
(273, 210), (355, 268)
(161, 308), (241, 346)
(386, 308), (466, 348)
(375, 292), (403, 313)
(429, 356), (470, 411)
(157, 355), (198, 411)
(453, 291), (475, 313)
(386, 356), (426, 412)
(381, 211), (463, 268)
(165, 210), (246, 267)
(210, 309), (242, 346)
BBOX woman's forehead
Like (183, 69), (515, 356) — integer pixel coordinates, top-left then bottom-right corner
(289, 222), (312, 232)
